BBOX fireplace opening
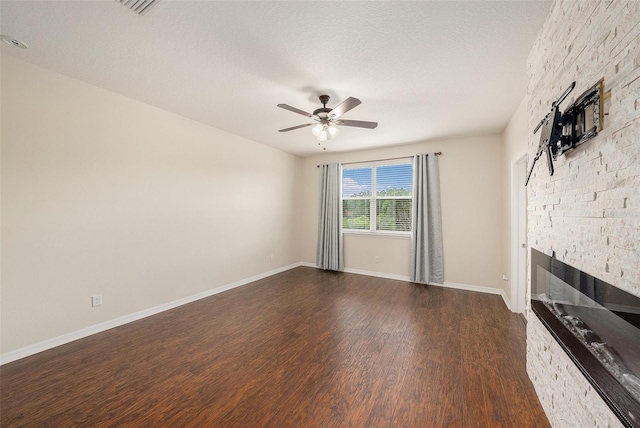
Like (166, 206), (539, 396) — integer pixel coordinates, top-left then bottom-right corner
(530, 248), (640, 427)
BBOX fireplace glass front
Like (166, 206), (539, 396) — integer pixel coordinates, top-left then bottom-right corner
(530, 248), (640, 427)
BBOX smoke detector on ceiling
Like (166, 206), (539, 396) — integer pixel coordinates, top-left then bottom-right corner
(116, 0), (160, 16)
(1, 35), (28, 49)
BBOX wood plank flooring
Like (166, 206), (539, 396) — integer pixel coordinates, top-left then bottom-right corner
(1, 267), (550, 427)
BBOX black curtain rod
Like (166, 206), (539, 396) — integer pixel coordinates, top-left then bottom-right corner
(317, 152), (441, 168)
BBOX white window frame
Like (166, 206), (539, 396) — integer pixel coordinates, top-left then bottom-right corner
(342, 158), (413, 238)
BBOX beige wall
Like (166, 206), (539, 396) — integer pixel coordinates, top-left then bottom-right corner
(300, 135), (505, 290)
(1, 54), (518, 357)
(1, 56), (302, 354)
(501, 98), (529, 300)
(503, 98), (529, 163)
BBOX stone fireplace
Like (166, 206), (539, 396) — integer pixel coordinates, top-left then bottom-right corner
(530, 248), (640, 426)
(526, 1), (640, 427)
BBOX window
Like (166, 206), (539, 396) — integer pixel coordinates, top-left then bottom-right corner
(342, 160), (413, 233)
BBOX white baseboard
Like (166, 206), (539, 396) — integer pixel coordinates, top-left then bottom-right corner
(303, 263), (508, 304)
(0, 263), (303, 365)
(501, 292), (513, 312)
(434, 280), (510, 309)
(1, 262), (510, 365)
(343, 267), (411, 282)
(439, 279), (507, 298)
(300, 263), (410, 282)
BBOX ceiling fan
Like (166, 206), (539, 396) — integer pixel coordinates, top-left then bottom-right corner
(277, 95), (378, 141)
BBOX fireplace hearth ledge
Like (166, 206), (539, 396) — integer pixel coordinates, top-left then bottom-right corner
(527, 314), (624, 428)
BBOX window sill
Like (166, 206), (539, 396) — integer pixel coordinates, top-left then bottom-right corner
(342, 230), (411, 240)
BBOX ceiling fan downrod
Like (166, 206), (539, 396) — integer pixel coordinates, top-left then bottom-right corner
(313, 95), (332, 118)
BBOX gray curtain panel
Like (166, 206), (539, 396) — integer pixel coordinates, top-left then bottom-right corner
(410, 153), (444, 284)
(316, 163), (344, 271)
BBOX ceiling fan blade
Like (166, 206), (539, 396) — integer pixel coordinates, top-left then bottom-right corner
(336, 119), (378, 129)
(277, 104), (313, 118)
(278, 123), (314, 132)
(328, 97), (362, 119)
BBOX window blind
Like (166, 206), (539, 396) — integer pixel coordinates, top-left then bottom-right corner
(342, 161), (412, 232)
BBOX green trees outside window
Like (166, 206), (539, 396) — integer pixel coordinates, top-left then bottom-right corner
(342, 163), (412, 232)
(343, 199), (370, 230)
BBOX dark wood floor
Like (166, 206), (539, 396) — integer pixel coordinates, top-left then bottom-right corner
(1, 267), (549, 427)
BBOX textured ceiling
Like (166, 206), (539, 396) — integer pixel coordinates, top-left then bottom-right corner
(1, 1), (550, 157)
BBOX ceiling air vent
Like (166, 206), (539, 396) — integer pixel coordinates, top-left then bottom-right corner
(116, 0), (159, 16)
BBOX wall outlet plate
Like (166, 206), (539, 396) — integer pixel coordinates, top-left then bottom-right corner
(92, 294), (103, 307)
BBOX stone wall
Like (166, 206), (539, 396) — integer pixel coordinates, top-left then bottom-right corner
(528, 315), (623, 427)
(526, 1), (639, 427)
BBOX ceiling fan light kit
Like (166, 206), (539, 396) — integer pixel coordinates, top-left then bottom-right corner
(311, 123), (340, 141)
(277, 94), (377, 145)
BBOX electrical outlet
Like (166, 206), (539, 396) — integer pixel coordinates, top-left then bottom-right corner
(374, 256), (380, 264)
(92, 294), (103, 307)
(270, 254), (274, 263)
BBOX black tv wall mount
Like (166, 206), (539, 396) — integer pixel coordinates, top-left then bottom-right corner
(526, 80), (604, 186)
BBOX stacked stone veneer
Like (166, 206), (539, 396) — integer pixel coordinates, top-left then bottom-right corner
(526, 1), (639, 427)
